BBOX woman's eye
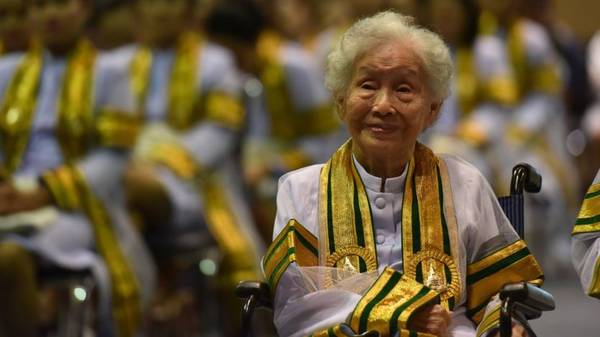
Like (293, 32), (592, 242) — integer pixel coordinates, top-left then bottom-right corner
(360, 82), (375, 90)
(397, 86), (411, 93)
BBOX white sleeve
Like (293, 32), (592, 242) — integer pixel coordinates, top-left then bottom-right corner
(179, 122), (237, 170)
(271, 168), (361, 337)
(572, 232), (600, 295)
(572, 169), (600, 295)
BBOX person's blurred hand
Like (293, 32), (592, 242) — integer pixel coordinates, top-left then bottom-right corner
(124, 163), (172, 231)
(0, 183), (51, 215)
(493, 324), (529, 337)
(407, 304), (452, 337)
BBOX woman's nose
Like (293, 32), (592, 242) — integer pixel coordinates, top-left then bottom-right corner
(372, 89), (396, 115)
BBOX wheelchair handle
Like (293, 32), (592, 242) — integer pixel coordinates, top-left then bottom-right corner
(510, 163), (542, 195)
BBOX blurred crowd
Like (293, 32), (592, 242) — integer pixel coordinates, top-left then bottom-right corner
(0, 0), (597, 336)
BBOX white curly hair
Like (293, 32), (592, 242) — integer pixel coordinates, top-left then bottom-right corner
(325, 11), (453, 103)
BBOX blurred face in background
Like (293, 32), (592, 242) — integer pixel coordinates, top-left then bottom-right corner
(387, 0), (420, 21)
(134, 0), (189, 47)
(0, 0), (30, 52)
(476, 0), (515, 21)
(92, 4), (135, 50)
(428, 0), (467, 46)
(351, 0), (384, 18)
(272, 0), (315, 40)
(29, 0), (90, 51)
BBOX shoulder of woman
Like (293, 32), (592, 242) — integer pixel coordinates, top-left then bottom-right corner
(277, 164), (324, 197)
(438, 153), (490, 193)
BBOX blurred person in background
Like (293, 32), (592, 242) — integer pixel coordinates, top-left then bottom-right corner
(119, 0), (263, 334)
(521, 0), (592, 131)
(472, 0), (578, 275)
(0, 0), (155, 336)
(572, 167), (600, 299)
(0, 0), (32, 54)
(88, 0), (135, 50)
(419, 0), (496, 182)
(206, 1), (345, 242)
(579, 31), (600, 190)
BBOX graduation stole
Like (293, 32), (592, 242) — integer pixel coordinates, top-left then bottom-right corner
(131, 32), (199, 129)
(130, 32), (244, 131)
(256, 31), (339, 143)
(0, 40), (95, 174)
(318, 140), (462, 311)
(572, 181), (600, 298)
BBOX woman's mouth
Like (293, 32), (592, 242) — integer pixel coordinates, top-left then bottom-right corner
(367, 123), (398, 135)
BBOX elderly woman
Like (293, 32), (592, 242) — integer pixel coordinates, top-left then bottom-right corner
(263, 11), (544, 337)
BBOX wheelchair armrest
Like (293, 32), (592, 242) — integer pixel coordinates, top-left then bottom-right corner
(236, 281), (272, 309)
(499, 282), (555, 315)
(499, 282), (555, 337)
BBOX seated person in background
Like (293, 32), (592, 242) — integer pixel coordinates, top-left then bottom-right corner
(572, 168), (600, 299)
(264, 11), (544, 337)
(205, 2), (346, 241)
(0, 0), (154, 336)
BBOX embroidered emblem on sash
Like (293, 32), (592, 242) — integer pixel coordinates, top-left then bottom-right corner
(405, 247), (460, 300)
(325, 245), (378, 272)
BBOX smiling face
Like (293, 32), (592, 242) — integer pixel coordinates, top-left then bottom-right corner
(339, 40), (441, 177)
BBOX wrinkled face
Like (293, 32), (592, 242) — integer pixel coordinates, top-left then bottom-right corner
(134, 0), (188, 46)
(0, 0), (29, 51)
(339, 40), (441, 166)
(29, 0), (89, 48)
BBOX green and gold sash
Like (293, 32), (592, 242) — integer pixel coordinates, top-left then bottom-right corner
(257, 31), (339, 143)
(319, 140), (461, 311)
(130, 32), (244, 131)
(0, 40), (103, 174)
(572, 181), (600, 298)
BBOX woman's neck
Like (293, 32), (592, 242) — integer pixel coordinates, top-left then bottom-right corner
(352, 143), (411, 178)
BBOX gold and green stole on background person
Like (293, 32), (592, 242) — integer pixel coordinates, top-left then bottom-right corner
(130, 32), (259, 284)
(572, 181), (600, 298)
(256, 31), (340, 169)
(130, 31), (244, 131)
(0, 41), (142, 337)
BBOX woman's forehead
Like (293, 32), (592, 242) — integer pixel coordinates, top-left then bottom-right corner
(354, 41), (424, 75)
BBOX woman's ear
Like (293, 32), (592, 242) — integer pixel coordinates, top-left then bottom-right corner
(335, 95), (345, 119)
(425, 100), (443, 127)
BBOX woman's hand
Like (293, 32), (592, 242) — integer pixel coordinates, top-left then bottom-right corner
(407, 304), (452, 337)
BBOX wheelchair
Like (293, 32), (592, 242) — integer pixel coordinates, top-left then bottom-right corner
(0, 223), (96, 337)
(236, 163), (556, 337)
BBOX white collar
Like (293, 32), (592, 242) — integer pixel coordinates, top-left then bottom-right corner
(352, 155), (407, 193)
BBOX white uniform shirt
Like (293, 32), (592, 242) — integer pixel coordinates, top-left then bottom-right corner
(270, 153), (522, 337)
